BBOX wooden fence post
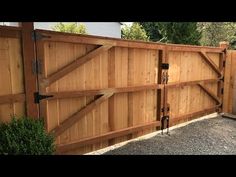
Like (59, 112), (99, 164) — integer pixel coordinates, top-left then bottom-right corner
(219, 41), (229, 113)
(21, 22), (39, 118)
(219, 41), (229, 50)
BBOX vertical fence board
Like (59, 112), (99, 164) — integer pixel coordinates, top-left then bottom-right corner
(0, 38), (14, 121)
(223, 51), (233, 113)
(0, 36), (25, 122)
(108, 47), (129, 145)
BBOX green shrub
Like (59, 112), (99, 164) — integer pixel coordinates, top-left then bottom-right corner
(0, 116), (55, 155)
(121, 22), (149, 41)
(52, 22), (88, 34)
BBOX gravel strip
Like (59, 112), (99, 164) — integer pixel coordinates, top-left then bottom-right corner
(103, 117), (236, 155)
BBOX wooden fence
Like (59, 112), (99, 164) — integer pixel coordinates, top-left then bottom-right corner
(223, 49), (236, 114)
(0, 23), (228, 154)
(0, 26), (26, 122)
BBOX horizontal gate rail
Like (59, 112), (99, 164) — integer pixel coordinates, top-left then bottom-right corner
(40, 84), (164, 100)
(0, 94), (25, 104)
(34, 29), (166, 50)
(166, 78), (220, 89)
(34, 29), (225, 53)
(171, 104), (221, 125)
(167, 44), (224, 53)
(0, 25), (22, 38)
(56, 120), (161, 154)
(36, 79), (221, 102)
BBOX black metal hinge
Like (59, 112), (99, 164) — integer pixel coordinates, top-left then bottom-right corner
(221, 88), (224, 94)
(32, 60), (42, 74)
(34, 92), (53, 104)
(161, 63), (169, 70)
(32, 31), (51, 41)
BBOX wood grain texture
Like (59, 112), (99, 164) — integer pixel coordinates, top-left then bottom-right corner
(223, 50), (236, 114)
(223, 51), (232, 113)
(21, 23), (38, 118)
(31, 30), (223, 154)
(0, 36), (25, 122)
(0, 27), (227, 154)
(167, 51), (220, 126)
(108, 47), (129, 145)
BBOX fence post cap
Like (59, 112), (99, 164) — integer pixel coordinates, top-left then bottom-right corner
(219, 41), (229, 48)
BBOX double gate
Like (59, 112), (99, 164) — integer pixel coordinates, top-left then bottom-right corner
(0, 24), (226, 154)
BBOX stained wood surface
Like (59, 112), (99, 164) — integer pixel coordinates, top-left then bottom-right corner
(38, 31), (223, 154)
(168, 51), (220, 125)
(223, 50), (236, 114)
(0, 36), (25, 122)
(0, 27), (226, 154)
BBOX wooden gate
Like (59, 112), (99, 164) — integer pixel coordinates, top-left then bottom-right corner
(166, 45), (225, 126)
(223, 49), (236, 114)
(34, 29), (166, 154)
(0, 24), (227, 154)
(33, 29), (225, 154)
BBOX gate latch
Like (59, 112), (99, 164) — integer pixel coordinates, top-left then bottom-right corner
(161, 63), (169, 70)
(34, 92), (53, 103)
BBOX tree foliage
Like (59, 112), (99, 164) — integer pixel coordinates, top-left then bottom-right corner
(158, 22), (201, 45)
(52, 22), (87, 34)
(139, 22), (163, 42)
(121, 23), (149, 41)
(198, 22), (236, 49)
(139, 22), (201, 45)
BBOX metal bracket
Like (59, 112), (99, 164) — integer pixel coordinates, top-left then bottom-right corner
(32, 31), (51, 41)
(221, 88), (224, 95)
(161, 72), (169, 84)
(161, 115), (170, 135)
(34, 92), (53, 104)
(161, 63), (169, 70)
(161, 72), (166, 83)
